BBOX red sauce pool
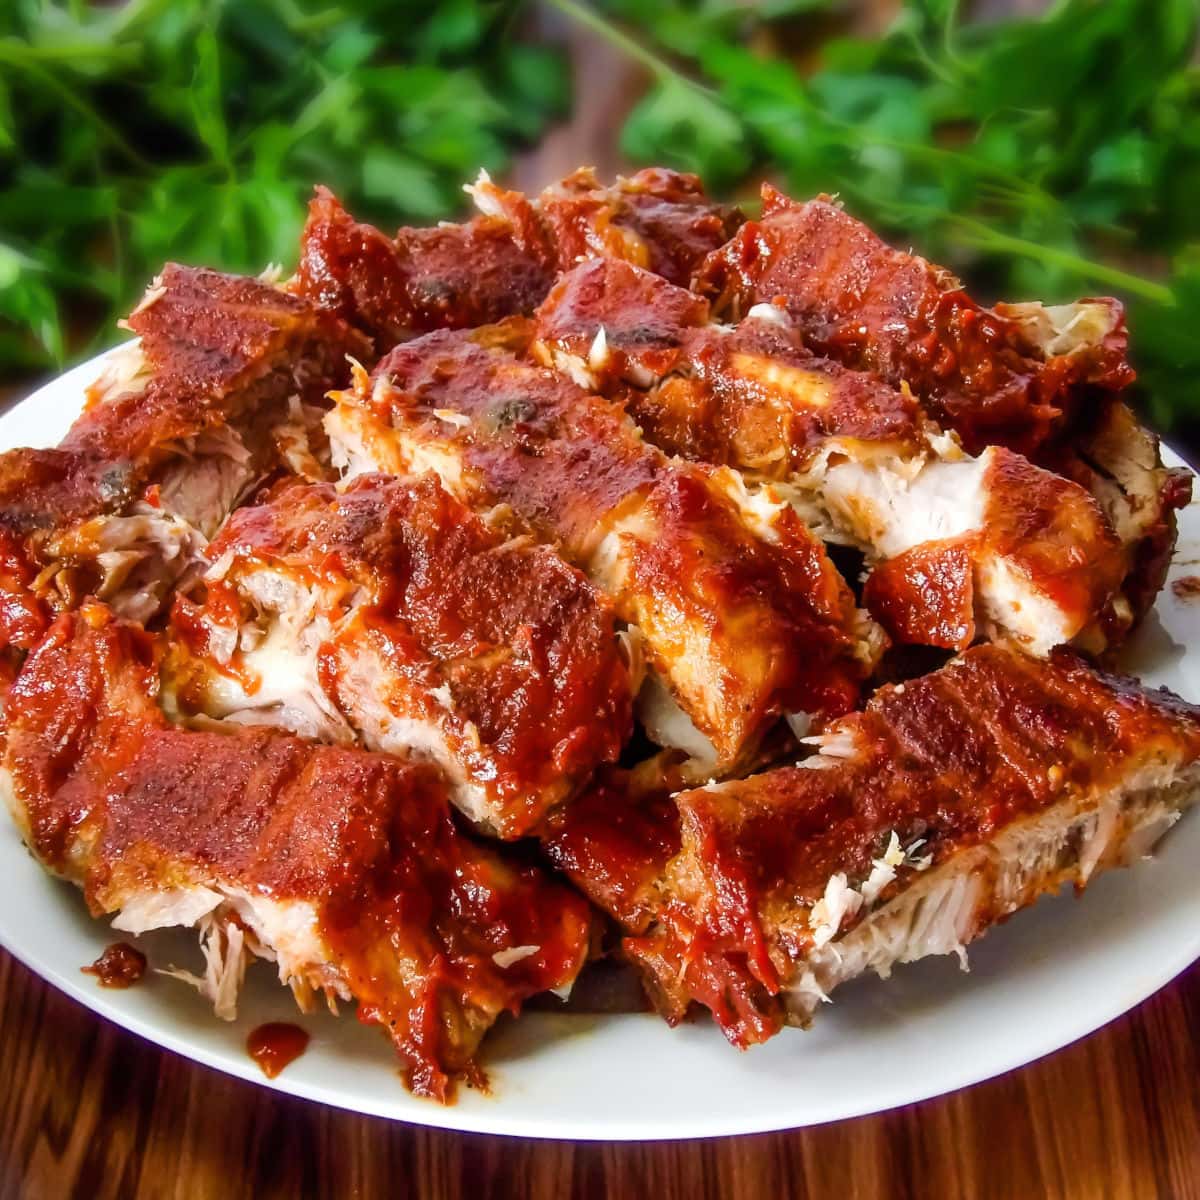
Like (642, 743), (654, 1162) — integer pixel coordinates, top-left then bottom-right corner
(82, 942), (146, 988)
(246, 1023), (310, 1079)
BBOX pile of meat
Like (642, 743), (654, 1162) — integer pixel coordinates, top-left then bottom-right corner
(2, 166), (1197, 1101)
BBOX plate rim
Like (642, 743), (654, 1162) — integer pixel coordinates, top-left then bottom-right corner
(0, 346), (1198, 1141)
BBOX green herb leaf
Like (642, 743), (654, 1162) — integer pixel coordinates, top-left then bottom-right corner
(0, 0), (568, 375)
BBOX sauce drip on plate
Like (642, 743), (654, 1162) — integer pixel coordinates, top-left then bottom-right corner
(246, 1023), (310, 1078)
(82, 942), (146, 988)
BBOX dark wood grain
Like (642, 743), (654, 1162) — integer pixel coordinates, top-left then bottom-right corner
(0, 948), (1197, 1200)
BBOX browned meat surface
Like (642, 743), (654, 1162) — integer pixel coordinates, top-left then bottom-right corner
(295, 186), (555, 351)
(0, 265), (369, 661)
(2, 605), (592, 1100)
(294, 168), (739, 354)
(0, 162), (1194, 1102)
(535, 258), (1131, 656)
(327, 326), (876, 769)
(549, 645), (1200, 1046)
(695, 188), (1134, 458)
(167, 472), (632, 837)
(536, 167), (741, 287)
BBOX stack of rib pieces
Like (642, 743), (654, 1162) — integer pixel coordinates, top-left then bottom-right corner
(1, 165), (1197, 1101)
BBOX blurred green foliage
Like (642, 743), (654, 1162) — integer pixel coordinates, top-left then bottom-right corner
(5, 0), (1200, 426)
(0, 0), (567, 372)
(576, 0), (1200, 427)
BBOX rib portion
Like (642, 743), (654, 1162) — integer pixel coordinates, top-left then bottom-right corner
(695, 189), (1133, 458)
(837, 443), (1127, 654)
(540, 763), (684, 935)
(326, 326), (876, 770)
(1045, 398), (1193, 625)
(166, 472), (632, 837)
(533, 255), (712, 391)
(293, 169), (739, 354)
(1, 605), (592, 1100)
(0, 266), (368, 665)
(694, 189), (1188, 622)
(531, 167), (741, 287)
(534, 259), (1129, 655)
(555, 644), (1200, 1046)
(295, 184), (556, 350)
(998, 300), (1191, 617)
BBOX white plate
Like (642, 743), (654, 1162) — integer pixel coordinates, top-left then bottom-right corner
(1, 349), (1199, 1141)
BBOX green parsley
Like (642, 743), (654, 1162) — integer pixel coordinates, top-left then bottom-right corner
(0, 0), (567, 374)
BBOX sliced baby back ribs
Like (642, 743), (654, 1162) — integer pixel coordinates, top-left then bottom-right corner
(326, 325), (876, 773)
(534, 258), (1129, 655)
(530, 166), (741, 287)
(293, 168), (740, 354)
(609, 644), (1200, 1047)
(694, 188), (1133, 458)
(0, 265), (368, 667)
(295, 184), (556, 352)
(1, 604), (592, 1100)
(166, 472), (632, 838)
(694, 189), (1189, 623)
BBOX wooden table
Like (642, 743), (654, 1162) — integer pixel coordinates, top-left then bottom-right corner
(1, 949), (1197, 1199)
(4, 7), (1200, 1198)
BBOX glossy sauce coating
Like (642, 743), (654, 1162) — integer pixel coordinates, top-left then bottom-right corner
(533, 257), (928, 471)
(979, 446), (1125, 626)
(623, 644), (1200, 1047)
(364, 329), (870, 758)
(295, 171), (736, 350)
(534, 256), (710, 389)
(619, 468), (865, 752)
(538, 167), (741, 287)
(539, 769), (682, 934)
(0, 531), (49, 671)
(128, 263), (367, 401)
(862, 447), (1127, 652)
(664, 319), (929, 470)
(863, 540), (976, 651)
(0, 263), (367, 670)
(5, 607), (593, 1101)
(296, 187), (554, 350)
(369, 326), (664, 555)
(535, 256), (1129, 656)
(696, 189), (1133, 458)
(0, 161), (1194, 1108)
(534, 255), (1129, 656)
(175, 473), (632, 837)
